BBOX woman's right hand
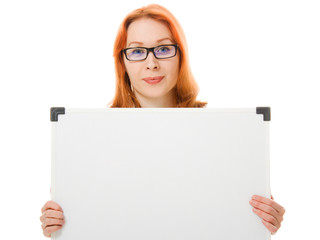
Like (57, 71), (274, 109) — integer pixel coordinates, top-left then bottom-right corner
(40, 201), (65, 237)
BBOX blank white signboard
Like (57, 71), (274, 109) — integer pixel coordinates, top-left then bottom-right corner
(51, 107), (271, 240)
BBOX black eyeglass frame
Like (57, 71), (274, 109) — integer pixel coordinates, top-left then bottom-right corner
(122, 44), (179, 61)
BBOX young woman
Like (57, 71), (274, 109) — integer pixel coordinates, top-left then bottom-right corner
(40, 4), (285, 237)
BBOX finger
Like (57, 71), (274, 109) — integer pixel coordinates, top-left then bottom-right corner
(41, 209), (65, 222)
(271, 194), (274, 200)
(250, 200), (283, 224)
(252, 195), (285, 216)
(41, 201), (63, 213)
(42, 218), (65, 229)
(40, 214), (64, 224)
(252, 207), (281, 229)
(43, 225), (63, 237)
(262, 219), (278, 235)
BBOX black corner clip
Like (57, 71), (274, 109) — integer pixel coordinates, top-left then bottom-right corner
(50, 107), (65, 122)
(256, 107), (271, 121)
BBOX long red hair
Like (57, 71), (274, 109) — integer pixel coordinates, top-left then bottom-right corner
(109, 4), (207, 108)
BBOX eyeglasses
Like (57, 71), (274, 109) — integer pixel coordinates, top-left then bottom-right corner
(123, 44), (178, 61)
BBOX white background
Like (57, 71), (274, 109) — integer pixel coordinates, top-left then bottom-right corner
(0, 0), (319, 239)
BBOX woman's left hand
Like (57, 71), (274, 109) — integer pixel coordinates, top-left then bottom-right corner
(249, 195), (285, 235)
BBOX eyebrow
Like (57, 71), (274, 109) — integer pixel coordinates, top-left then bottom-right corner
(127, 38), (174, 47)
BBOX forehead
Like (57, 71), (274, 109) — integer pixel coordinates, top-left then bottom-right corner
(126, 18), (173, 47)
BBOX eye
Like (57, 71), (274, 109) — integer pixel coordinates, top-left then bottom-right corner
(131, 48), (145, 55)
(158, 46), (170, 52)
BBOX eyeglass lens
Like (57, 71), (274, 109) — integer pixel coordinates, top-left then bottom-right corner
(126, 45), (176, 61)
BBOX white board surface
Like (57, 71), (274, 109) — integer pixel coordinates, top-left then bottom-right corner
(51, 108), (270, 240)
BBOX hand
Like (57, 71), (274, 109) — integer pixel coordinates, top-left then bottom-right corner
(40, 201), (65, 237)
(249, 195), (285, 235)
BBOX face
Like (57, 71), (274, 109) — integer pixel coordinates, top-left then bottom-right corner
(124, 18), (179, 105)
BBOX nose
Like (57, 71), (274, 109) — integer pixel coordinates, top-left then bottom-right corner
(146, 51), (160, 70)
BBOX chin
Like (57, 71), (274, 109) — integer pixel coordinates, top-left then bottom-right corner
(144, 90), (170, 99)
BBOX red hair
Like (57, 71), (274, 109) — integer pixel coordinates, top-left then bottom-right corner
(108, 4), (207, 108)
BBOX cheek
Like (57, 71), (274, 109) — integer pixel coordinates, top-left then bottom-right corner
(168, 59), (180, 80)
(124, 62), (139, 81)
(170, 53), (180, 74)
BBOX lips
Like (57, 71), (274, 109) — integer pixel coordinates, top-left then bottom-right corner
(142, 76), (164, 84)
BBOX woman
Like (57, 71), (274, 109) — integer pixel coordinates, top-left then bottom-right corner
(40, 4), (285, 237)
